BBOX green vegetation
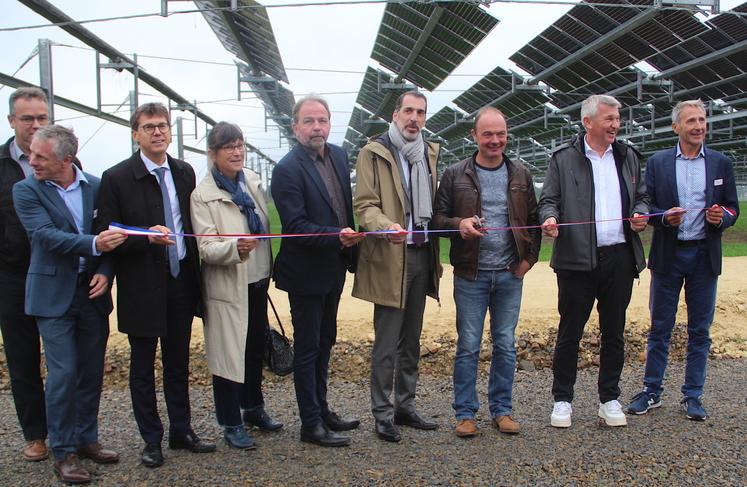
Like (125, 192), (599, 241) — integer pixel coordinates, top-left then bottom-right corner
(268, 201), (746, 263)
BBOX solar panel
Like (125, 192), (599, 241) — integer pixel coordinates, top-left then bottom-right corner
(195, 0), (288, 82)
(371, 2), (498, 91)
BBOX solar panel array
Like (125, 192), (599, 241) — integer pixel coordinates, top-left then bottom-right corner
(356, 0), (746, 183)
(343, 2), (499, 161)
(196, 0), (295, 141)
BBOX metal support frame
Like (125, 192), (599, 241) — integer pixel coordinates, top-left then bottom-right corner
(38, 39), (54, 122)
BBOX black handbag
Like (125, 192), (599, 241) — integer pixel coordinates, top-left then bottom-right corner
(264, 293), (293, 376)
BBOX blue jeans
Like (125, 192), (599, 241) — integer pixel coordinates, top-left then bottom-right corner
(644, 243), (717, 399)
(453, 270), (523, 419)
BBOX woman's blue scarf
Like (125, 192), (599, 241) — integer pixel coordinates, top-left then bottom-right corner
(211, 166), (264, 235)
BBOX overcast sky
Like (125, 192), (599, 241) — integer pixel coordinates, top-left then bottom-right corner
(1, 0), (737, 180)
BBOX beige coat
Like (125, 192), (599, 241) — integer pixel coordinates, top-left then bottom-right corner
(352, 135), (442, 308)
(190, 169), (271, 383)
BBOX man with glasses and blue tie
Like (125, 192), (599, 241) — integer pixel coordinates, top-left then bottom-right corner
(96, 103), (215, 468)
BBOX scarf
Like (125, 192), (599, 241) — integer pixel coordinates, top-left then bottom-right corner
(387, 122), (432, 227)
(211, 166), (264, 235)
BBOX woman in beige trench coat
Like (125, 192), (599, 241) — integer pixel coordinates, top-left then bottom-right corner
(190, 122), (281, 450)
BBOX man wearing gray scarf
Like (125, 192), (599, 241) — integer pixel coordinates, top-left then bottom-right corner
(353, 91), (443, 443)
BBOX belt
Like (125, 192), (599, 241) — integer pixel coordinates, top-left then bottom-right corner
(677, 239), (706, 248)
(597, 243), (626, 252)
(407, 242), (430, 249)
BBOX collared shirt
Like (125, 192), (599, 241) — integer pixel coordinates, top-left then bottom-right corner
(397, 149), (429, 245)
(675, 143), (707, 241)
(45, 165), (99, 272)
(9, 139), (33, 178)
(584, 137), (625, 247)
(141, 153), (186, 260)
(304, 145), (347, 228)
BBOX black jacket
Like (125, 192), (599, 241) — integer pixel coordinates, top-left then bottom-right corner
(539, 135), (649, 273)
(95, 151), (201, 337)
(0, 137), (31, 277)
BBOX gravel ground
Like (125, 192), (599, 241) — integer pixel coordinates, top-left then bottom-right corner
(0, 359), (745, 486)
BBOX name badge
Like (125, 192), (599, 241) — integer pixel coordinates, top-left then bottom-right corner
(714, 179), (723, 186)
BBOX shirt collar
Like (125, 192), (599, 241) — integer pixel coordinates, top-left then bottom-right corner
(9, 138), (27, 163)
(140, 152), (170, 173)
(583, 136), (613, 158)
(676, 143), (705, 160)
(302, 144), (328, 162)
(45, 164), (88, 191)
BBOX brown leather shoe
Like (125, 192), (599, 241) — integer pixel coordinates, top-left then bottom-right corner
(22, 439), (48, 462)
(455, 419), (479, 438)
(54, 453), (91, 484)
(77, 442), (119, 464)
(494, 415), (521, 435)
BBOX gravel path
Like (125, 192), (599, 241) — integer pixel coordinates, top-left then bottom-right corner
(1, 359), (745, 486)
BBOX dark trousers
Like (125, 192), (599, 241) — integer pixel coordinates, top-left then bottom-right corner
(552, 244), (636, 403)
(129, 264), (195, 444)
(288, 275), (344, 427)
(644, 242), (717, 399)
(213, 280), (270, 427)
(36, 284), (109, 460)
(371, 245), (430, 420)
(0, 270), (46, 441)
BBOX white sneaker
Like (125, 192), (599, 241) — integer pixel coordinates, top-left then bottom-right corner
(598, 400), (628, 427)
(551, 401), (572, 428)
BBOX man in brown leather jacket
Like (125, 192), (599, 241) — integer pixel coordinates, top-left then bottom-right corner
(433, 107), (541, 438)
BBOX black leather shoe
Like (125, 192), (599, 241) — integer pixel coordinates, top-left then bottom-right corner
(375, 419), (402, 443)
(141, 443), (164, 468)
(243, 408), (283, 432)
(323, 411), (360, 431)
(168, 430), (217, 453)
(394, 410), (438, 430)
(300, 422), (350, 447)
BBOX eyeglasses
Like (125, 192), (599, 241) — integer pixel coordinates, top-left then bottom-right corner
(141, 123), (171, 134)
(14, 115), (49, 125)
(219, 143), (245, 153)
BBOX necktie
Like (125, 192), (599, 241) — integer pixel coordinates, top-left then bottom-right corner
(154, 167), (180, 278)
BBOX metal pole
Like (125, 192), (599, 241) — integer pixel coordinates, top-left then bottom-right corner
(177, 116), (184, 160)
(132, 53), (139, 109)
(38, 39), (54, 122)
(129, 90), (138, 153)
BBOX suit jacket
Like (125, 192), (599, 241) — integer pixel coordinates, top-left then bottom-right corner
(645, 146), (740, 276)
(271, 143), (356, 296)
(95, 151), (201, 337)
(12, 172), (113, 318)
(0, 136), (32, 278)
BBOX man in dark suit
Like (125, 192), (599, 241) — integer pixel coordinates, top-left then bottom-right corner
(271, 95), (364, 447)
(628, 99), (740, 421)
(13, 125), (126, 484)
(95, 103), (215, 467)
(0, 87), (49, 461)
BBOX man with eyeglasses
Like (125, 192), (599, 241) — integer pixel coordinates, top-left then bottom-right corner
(96, 102), (215, 467)
(0, 87), (50, 462)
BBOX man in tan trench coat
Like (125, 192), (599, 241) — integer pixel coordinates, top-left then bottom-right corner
(353, 91), (442, 443)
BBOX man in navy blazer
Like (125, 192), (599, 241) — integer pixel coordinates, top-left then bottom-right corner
(13, 125), (127, 484)
(271, 95), (363, 447)
(628, 100), (739, 421)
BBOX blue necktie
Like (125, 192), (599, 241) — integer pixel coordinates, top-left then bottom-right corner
(154, 167), (180, 278)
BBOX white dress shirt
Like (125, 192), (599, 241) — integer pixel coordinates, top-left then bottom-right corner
(141, 153), (186, 260)
(584, 137), (625, 247)
(10, 139), (33, 178)
(397, 149), (429, 245)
